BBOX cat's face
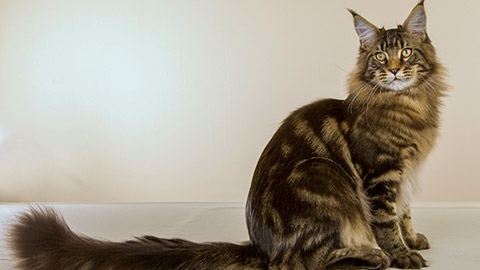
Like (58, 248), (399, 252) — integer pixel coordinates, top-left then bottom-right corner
(350, 1), (435, 92)
(362, 29), (423, 91)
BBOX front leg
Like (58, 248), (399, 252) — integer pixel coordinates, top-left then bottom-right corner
(367, 174), (428, 269)
(400, 207), (430, 250)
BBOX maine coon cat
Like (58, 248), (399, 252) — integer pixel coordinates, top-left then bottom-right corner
(9, 1), (446, 269)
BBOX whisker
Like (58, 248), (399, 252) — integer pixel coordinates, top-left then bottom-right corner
(420, 77), (441, 96)
(347, 82), (373, 114)
(364, 80), (382, 133)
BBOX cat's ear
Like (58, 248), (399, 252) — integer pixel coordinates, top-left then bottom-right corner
(403, 0), (427, 39)
(348, 9), (379, 46)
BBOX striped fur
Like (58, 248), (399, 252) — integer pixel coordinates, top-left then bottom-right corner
(9, 1), (445, 269)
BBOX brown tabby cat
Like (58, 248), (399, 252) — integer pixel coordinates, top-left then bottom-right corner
(9, 1), (446, 269)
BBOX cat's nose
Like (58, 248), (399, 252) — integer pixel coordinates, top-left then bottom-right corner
(389, 68), (400, 75)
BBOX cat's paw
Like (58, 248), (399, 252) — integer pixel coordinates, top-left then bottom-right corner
(362, 249), (392, 270)
(391, 250), (429, 269)
(325, 248), (392, 270)
(406, 233), (430, 250)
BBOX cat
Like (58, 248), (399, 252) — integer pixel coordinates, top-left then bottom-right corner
(9, 1), (446, 269)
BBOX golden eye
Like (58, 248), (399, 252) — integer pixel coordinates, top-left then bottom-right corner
(402, 48), (412, 58)
(375, 52), (386, 61)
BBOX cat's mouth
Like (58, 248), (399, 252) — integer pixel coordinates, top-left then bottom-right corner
(381, 75), (414, 91)
(384, 79), (413, 91)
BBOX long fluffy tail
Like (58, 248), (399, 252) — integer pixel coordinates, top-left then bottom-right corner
(9, 207), (267, 270)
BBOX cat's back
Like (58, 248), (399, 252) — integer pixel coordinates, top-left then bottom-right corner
(287, 98), (347, 124)
(278, 97), (349, 151)
(248, 98), (350, 195)
(260, 97), (347, 161)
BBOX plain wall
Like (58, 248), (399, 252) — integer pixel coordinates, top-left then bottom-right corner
(0, 0), (477, 202)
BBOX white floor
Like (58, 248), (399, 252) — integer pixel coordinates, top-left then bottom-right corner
(1, 203), (479, 269)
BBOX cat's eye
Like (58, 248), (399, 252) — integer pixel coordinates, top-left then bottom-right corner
(375, 52), (386, 61)
(401, 48), (412, 58)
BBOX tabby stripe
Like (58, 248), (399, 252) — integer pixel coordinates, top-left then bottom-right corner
(292, 116), (330, 157)
(366, 179), (400, 193)
(372, 220), (396, 229)
(362, 130), (403, 155)
(371, 209), (398, 223)
(373, 128), (410, 147)
(380, 108), (423, 125)
(414, 48), (431, 67)
(369, 191), (397, 205)
(417, 64), (429, 73)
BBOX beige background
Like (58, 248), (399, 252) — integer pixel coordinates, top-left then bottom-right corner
(0, 0), (476, 202)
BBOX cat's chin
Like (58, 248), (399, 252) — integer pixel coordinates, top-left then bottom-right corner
(382, 79), (415, 91)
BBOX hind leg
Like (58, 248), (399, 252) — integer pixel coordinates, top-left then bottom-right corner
(268, 158), (388, 270)
(325, 247), (391, 270)
(304, 159), (392, 270)
(325, 191), (391, 270)
(324, 221), (391, 270)
(269, 247), (390, 270)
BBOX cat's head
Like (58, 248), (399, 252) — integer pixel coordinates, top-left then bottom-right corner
(348, 0), (440, 93)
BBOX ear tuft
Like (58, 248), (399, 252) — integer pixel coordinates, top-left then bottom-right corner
(348, 10), (379, 45)
(403, 3), (427, 38)
(347, 8), (358, 17)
